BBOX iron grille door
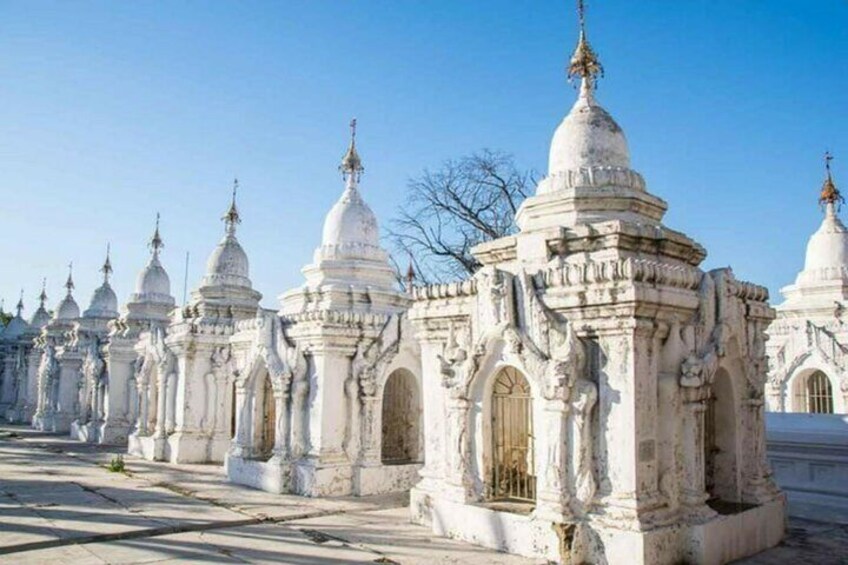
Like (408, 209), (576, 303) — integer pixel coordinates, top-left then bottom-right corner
(491, 367), (536, 502)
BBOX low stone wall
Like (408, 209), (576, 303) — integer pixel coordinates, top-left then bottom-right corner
(766, 412), (848, 524)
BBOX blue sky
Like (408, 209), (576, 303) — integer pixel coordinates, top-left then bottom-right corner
(1, 0), (846, 313)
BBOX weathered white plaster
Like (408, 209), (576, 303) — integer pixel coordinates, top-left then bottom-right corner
(408, 16), (783, 564)
(226, 131), (423, 498)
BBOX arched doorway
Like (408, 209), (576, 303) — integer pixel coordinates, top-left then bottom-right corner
(489, 367), (535, 503)
(805, 371), (834, 414)
(381, 369), (421, 464)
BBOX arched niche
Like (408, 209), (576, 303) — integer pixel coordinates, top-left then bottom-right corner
(249, 367), (276, 461)
(705, 367), (741, 505)
(380, 368), (422, 465)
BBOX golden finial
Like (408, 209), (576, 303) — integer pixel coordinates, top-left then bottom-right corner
(101, 243), (113, 283)
(223, 178), (241, 235)
(820, 151), (844, 209)
(568, 0), (604, 88)
(149, 212), (164, 255)
(39, 278), (47, 307)
(340, 118), (364, 182)
(65, 262), (74, 294)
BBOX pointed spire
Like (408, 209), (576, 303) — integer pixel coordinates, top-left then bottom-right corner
(149, 213), (164, 256)
(820, 151), (843, 214)
(101, 244), (113, 284)
(65, 262), (75, 296)
(567, 0), (604, 95)
(223, 178), (241, 236)
(405, 258), (416, 294)
(39, 278), (48, 308)
(16, 289), (24, 317)
(340, 118), (364, 184)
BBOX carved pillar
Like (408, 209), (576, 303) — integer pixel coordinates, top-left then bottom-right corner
(154, 368), (168, 438)
(679, 386), (711, 516)
(440, 396), (465, 487)
(137, 380), (150, 436)
(290, 371), (309, 459)
(742, 396), (775, 503)
(359, 395), (381, 466)
(229, 381), (250, 457)
(345, 375), (361, 462)
(535, 399), (569, 521)
(165, 372), (177, 434)
(273, 384), (291, 459)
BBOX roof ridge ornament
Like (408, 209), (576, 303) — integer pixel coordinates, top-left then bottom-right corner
(819, 151), (844, 213)
(101, 243), (113, 284)
(149, 212), (164, 256)
(340, 118), (364, 185)
(567, 0), (604, 95)
(16, 289), (24, 317)
(223, 178), (241, 236)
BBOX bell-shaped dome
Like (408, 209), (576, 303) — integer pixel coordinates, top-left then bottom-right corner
(201, 184), (253, 289)
(30, 306), (50, 328)
(85, 282), (118, 318)
(55, 294), (80, 321)
(30, 285), (50, 327)
(321, 184), (380, 249)
(798, 204), (848, 284)
(54, 268), (80, 321)
(204, 235), (250, 286)
(84, 247), (119, 318)
(136, 255), (171, 297)
(548, 82), (630, 176)
(3, 315), (29, 340)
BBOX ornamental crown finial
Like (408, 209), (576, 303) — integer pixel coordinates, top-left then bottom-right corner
(820, 151), (844, 210)
(223, 179), (241, 235)
(39, 278), (47, 307)
(65, 262), (75, 295)
(340, 118), (364, 182)
(567, 0), (604, 90)
(16, 289), (24, 316)
(149, 212), (164, 255)
(101, 243), (113, 283)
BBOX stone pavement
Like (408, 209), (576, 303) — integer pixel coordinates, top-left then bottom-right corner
(1, 426), (846, 564)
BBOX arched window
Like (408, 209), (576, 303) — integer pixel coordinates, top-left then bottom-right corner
(381, 369), (421, 464)
(806, 371), (834, 414)
(490, 367), (535, 503)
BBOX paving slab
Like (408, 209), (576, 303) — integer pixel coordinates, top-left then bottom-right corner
(3, 426), (848, 564)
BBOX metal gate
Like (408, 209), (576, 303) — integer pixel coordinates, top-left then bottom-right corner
(806, 371), (834, 414)
(491, 367), (535, 502)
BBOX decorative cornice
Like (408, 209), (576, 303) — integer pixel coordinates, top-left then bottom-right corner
(412, 279), (477, 302)
(281, 308), (390, 329)
(538, 258), (702, 291)
(536, 166), (645, 194)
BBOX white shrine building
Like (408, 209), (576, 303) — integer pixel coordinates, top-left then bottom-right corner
(0, 4), (793, 563)
(766, 155), (848, 414)
(406, 8), (784, 565)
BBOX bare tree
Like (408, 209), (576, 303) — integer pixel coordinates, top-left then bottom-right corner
(387, 150), (534, 284)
